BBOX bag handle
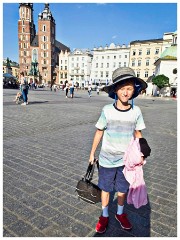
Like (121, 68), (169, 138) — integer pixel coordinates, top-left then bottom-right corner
(84, 159), (99, 181)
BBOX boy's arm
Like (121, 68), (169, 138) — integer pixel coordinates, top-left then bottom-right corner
(134, 130), (144, 164)
(134, 130), (142, 138)
(89, 129), (104, 164)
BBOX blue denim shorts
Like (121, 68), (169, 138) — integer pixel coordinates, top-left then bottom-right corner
(98, 165), (129, 193)
(70, 88), (74, 95)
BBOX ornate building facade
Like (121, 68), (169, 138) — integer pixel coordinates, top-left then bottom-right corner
(18, 3), (70, 85)
(129, 32), (173, 81)
(90, 43), (130, 85)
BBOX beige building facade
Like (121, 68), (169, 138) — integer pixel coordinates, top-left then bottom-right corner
(58, 50), (70, 85)
(129, 33), (173, 81)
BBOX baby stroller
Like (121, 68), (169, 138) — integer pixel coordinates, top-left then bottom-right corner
(15, 93), (24, 104)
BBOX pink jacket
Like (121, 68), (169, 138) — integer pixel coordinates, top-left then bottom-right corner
(123, 137), (148, 209)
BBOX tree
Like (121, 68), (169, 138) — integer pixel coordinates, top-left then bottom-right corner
(152, 74), (169, 89)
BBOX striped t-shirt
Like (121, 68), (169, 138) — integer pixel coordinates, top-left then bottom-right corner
(95, 103), (146, 168)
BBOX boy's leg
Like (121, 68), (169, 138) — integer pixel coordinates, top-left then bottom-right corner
(117, 192), (126, 206)
(95, 166), (116, 233)
(117, 192), (126, 215)
(95, 190), (109, 233)
(101, 190), (110, 217)
(115, 192), (132, 230)
(115, 167), (132, 230)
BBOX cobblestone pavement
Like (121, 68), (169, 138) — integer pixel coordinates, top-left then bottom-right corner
(3, 88), (177, 237)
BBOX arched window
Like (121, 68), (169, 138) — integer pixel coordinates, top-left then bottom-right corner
(173, 68), (177, 74)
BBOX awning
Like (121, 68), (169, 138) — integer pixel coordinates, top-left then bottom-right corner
(3, 73), (16, 78)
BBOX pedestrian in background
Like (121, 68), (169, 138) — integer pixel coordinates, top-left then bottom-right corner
(88, 67), (148, 233)
(88, 85), (92, 97)
(69, 79), (75, 98)
(20, 72), (29, 105)
(65, 81), (69, 98)
(97, 86), (100, 95)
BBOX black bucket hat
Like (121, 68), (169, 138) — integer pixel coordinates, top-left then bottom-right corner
(104, 67), (147, 100)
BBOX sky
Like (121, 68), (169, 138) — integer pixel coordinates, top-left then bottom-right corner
(2, 1), (177, 63)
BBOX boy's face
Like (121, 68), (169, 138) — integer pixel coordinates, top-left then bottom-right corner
(115, 82), (134, 103)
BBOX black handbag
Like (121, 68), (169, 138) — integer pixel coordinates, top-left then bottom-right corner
(76, 160), (101, 204)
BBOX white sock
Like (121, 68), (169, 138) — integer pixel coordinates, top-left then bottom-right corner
(117, 205), (124, 215)
(102, 206), (109, 217)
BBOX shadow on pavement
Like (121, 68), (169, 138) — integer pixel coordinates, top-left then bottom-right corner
(28, 101), (49, 104)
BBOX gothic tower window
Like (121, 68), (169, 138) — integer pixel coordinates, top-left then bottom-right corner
(43, 25), (46, 32)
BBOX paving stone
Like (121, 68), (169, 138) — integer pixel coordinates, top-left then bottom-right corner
(37, 205), (60, 219)
(49, 189), (68, 199)
(12, 204), (36, 220)
(42, 224), (73, 237)
(3, 209), (18, 226)
(26, 229), (45, 237)
(58, 204), (78, 216)
(74, 209), (97, 225)
(21, 196), (45, 209)
(32, 191), (51, 202)
(30, 215), (51, 230)
(38, 183), (54, 192)
(44, 197), (64, 208)
(61, 194), (82, 206)
(70, 221), (92, 237)
(51, 212), (76, 231)
(8, 220), (33, 237)
(3, 227), (16, 237)
(151, 221), (173, 237)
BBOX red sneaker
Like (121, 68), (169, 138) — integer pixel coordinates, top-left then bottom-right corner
(95, 216), (109, 233)
(115, 213), (132, 230)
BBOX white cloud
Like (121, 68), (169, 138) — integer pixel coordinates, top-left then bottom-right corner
(112, 35), (117, 39)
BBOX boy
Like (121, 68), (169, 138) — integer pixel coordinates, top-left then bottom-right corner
(89, 67), (147, 233)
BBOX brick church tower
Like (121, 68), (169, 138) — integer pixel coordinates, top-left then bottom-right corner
(18, 3), (70, 85)
(18, 3), (35, 77)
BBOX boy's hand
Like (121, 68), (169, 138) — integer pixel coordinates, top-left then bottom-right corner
(89, 155), (95, 165)
(140, 156), (145, 165)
